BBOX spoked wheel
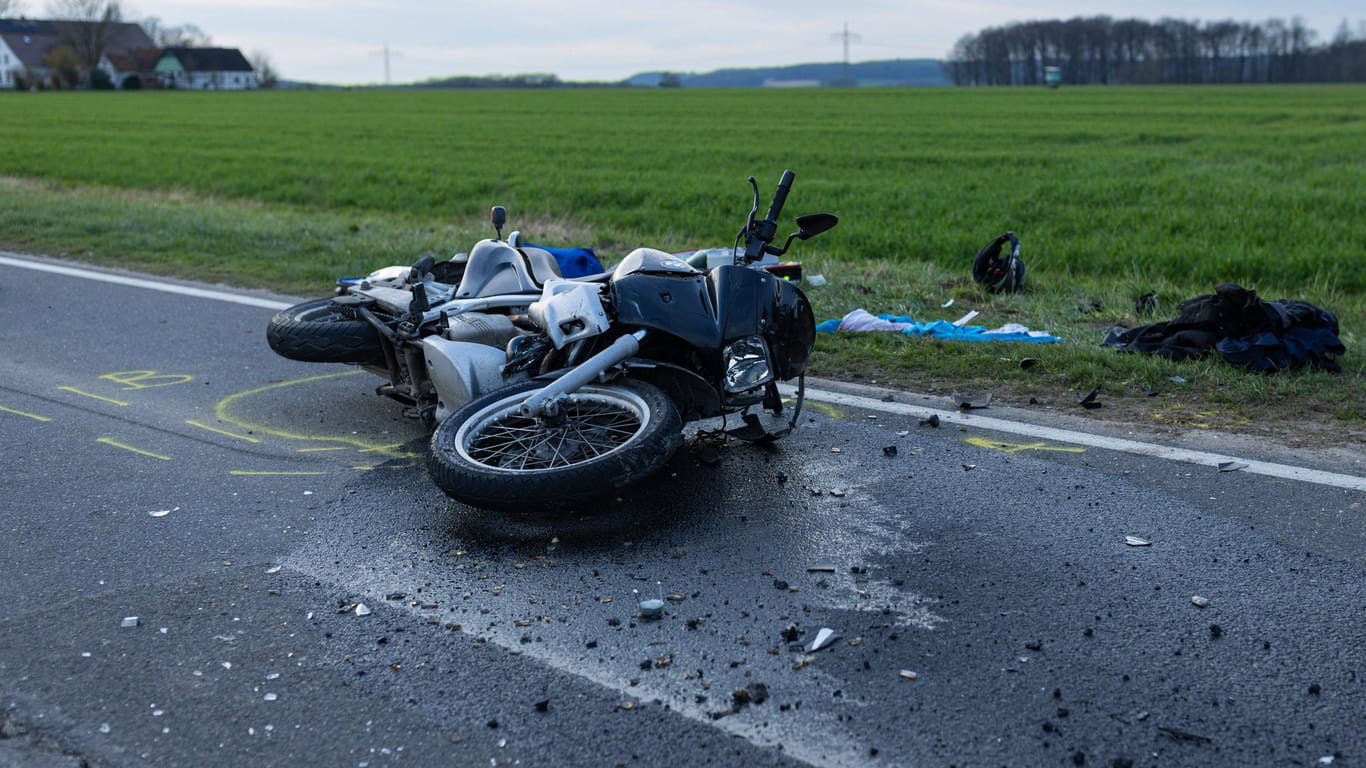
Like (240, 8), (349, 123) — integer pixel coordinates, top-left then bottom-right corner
(427, 379), (682, 512)
(266, 297), (386, 364)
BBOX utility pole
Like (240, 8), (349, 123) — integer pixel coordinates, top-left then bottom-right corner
(370, 42), (404, 85)
(830, 23), (861, 86)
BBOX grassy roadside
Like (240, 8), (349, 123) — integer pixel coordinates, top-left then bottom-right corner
(2, 176), (1361, 447)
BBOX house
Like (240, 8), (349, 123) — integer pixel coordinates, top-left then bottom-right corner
(0, 17), (154, 88)
(98, 46), (164, 89)
(157, 47), (257, 90)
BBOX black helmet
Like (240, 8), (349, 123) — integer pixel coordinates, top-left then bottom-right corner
(972, 231), (1025, 293)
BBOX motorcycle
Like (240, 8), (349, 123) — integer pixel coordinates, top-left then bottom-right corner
(265, 210), (601, 427)
(425, 170), (837, 511)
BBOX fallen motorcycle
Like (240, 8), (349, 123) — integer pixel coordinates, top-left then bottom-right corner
(266, 209), (599, 426)
(426, 170), (836, 511)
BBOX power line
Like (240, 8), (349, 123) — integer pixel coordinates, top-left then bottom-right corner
(830, 22), (862, 83)
(369, 42), (404, 84)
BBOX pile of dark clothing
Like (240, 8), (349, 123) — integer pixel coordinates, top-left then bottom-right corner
(1102, 283), (1345, 372)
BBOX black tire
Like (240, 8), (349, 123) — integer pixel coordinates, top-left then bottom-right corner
(266, 297), (386, 363)
(428, 379), (683, 512)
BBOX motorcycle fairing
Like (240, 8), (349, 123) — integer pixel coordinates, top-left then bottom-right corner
(455, 240), (562, 299)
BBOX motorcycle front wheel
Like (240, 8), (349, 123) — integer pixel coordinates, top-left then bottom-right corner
(266, 297), (386, 364)
(427, 379), (683, 512)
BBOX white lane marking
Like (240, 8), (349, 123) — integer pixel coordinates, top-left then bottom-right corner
(8, 252), (1360, 492)
(0, 253), (292, 311)
(784, 385), (1366, 492)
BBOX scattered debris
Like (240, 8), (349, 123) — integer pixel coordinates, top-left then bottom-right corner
(807, 628), (839, 653)
(1077, 300), (1104, 314)
(1157, 726), (1212, 745)
(1076, 387), (1103, 410)
(1019, 358), (1040, 370)
(1169, 375), (1187, 384)
(638, 598), (664, 619)
(354, 603), (372, 617)
(954, 392), (992, 410)
(120, 617), (139, 628)
(147, 507), (177, 518)
(830, 489), (846, 497)
(882, 445), (898, 457)
(919, 415), (940, 428)
(898, 670), (919, 681)
(962, 464), (977, 471)
(780, 624), (801, 642)
(941, 298), (955, 308)
(805, 274), (827, 287)
(1191, 595), (1210, 608)
(534, 699), (550, 713)
(1217, 461), (1248, 473)
(263, 693), (278, 702)
(732, 682), (768, 706)
(807, 564), (836, 573)
(1124, 536), (1152, 547)
(972, 231), (1025, 293)
(265, 565), (282, 574)
(1135, 292), (1161, 316)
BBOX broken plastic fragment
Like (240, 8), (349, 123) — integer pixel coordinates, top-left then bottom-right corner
(807, 564), (836, 573)
(954, 392), (991, 410)
(1191, 595), (1210, 608)
(807, 627), (839, 652)
(147, 508), (176, 518)
(1124, 535), (1151, 547)
(1217, 461), (1248, 473)
(805, 274), (827, 287)
(638, 599), (664, 619)
(940, 298), (954, 308)
(899, 670), (919, 680)
(1077, 387), (1102, 409)
(120, 616), (139, 628)
(354, 603), (372, 617)
(265, 565), (282, 574)
(263, 693), (278, 702)
(919, 415), (940, 428)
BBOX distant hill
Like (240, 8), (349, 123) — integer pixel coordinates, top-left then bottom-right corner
(625, 59), (948, 88)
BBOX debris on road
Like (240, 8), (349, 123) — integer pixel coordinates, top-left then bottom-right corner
(955, 392), (991, 410)
(899, 670), (919, 680)
(120, 616), (139, 628)
(1192, 595), (1211, 608)
(354, 603), (372, 617)
(920, 415), (940, 428)
(1124, 536), (1152, 547)
(807, 627), (839, 652)
(1218, 461), (1249, 473)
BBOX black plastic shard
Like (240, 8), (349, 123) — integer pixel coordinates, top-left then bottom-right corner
(1077, 387), (1103, 409)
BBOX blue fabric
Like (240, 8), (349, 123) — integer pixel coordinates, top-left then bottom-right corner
(818, 312), (1061, 344)
(527, 243), (605, 278)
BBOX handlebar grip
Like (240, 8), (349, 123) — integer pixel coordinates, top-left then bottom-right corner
(764, 170), (795, 223)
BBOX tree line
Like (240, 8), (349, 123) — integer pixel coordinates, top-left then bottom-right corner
(945, 16), (1366, 85)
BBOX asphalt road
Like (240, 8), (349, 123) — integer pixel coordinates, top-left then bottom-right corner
(1, 253), (1363, 768)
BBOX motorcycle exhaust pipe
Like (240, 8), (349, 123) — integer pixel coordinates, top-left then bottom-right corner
(517, 330), (646, 418)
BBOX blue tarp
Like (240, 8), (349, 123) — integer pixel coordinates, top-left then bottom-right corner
(817, 309), (1061, 344)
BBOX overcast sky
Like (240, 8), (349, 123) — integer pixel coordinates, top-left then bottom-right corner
(75, 1), (1366, 84)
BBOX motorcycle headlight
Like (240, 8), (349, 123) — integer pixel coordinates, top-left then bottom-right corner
(723, 336), (773, 394)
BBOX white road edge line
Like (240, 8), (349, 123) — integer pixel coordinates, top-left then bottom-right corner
(0, 253), (293, 311)
(8, 252), (1361, 492)
(782, 385), (1365, 492)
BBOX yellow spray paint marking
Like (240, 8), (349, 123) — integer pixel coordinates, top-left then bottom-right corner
(57, 387), (129, 406)
(215, 371), (418, 461)
(186, 420), (261, 443)
(0, 404), (50, 422)
(297, 446), (349, 453)
(100, 371), (194, 390)
(97, 437), (171, 460)
(804, 400), (844, 419)
(966, 436), (1086, 455)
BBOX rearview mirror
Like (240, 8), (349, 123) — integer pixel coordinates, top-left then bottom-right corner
(794, 213), (838, 240)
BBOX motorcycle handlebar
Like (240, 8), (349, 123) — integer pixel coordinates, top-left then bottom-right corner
(764, 170), (795, 226)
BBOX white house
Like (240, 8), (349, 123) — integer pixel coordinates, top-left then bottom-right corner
(156, 47), (257, 90)
(0, 17), (154, 89)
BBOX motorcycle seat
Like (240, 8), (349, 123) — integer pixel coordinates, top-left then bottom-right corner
(456, 240), (561, 298)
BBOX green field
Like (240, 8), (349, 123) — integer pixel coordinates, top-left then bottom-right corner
(1, 87), (1361, 435)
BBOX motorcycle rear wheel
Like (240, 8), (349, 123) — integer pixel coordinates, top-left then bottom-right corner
(266, 297), (386, 364)
(427, 379), (682, 512)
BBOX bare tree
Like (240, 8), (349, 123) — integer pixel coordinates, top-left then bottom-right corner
(45, 0), (121, 74)
(249, 49), (278, 87)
